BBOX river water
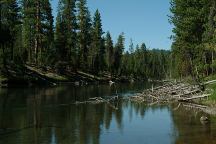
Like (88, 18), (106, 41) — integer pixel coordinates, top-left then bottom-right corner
(0, 83), (216, 144)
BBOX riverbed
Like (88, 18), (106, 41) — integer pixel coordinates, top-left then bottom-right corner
(0, 83), (216, 144)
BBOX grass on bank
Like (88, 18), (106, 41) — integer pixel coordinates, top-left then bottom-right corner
(205, 83), (216, 100)
(201, 75), (216, 106)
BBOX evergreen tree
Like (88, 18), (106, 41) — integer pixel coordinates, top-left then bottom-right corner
(133, 44), (140, 76)
(91, 9), (104, 73)
(105, 32), (114, 72)
(55, 0), (77, 67)
(55, 0), (65, 62)
(42, 0), (54, 65)
(202, 0), (216, 75)
(77, 0), (92, 70)
(22, 0), (54, 65)
(128, 39), (135, 75)
(22, 0), (34, 63)
(113, 33), (125, 75)
(0, 0), (21, 68)
(170, 0), (207, 77)
(99, 37), (106, 71)
(140, 43), (148, 77)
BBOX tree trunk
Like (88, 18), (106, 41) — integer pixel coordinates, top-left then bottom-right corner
(2, 45), (6, 68)
(212, 50), (214, 74)
(35, 0), (40, 64)
(11, 41), (14, 61)
(204, 52), (208, 76)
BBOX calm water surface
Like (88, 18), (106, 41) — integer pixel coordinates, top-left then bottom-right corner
(0, 83), (216, 144)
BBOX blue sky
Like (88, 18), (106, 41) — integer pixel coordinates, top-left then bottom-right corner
(51, 0), (173, 50)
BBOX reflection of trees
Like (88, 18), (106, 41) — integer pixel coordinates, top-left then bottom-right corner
(0, 89), (9, 131)
(129, 102), (147, 119)
(104, 104), (113, 129)
(0, 84), (152, 143)
(4, 85), (216, 144)
(171, 103), (216, 144)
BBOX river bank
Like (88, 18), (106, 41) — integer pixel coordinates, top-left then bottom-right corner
(0, 65), (147, 88)
(201, 80), (216, 107)
(2, 64), (216, 109)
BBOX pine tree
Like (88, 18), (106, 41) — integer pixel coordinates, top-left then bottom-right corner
(55, 0), (66, 62)
(140, 43), (147, 77)
(42, 0), (54, 65)
(202, 0), (216, 75)
(77, 0), (92, 70)
(0, 0), (21, 67)
(105, 32), (114, 72)
(128, 39), (135, 75)
(55, 0), (77, 68)
(22, 0), (34, 63)
(113, 33), (125, 75)
(134, 44), (140, 76)
(170, 0), (207, 77)
(22, 0), (54, 65)
(91, 9), (104, 73)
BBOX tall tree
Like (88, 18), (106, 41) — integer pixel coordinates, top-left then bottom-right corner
(113, 33), (125, 75)
(0, 0), (21, 68)
(139, 43), (148, 78)
(55, 0), (77, 67)
(91, 9), (104, 73)
(202, 0), (216, 75)
(128, 39), (135, 75)
(42, 0), (54, 65)
(170, 0), (207, 77)
(22, 0), (54, 65)
(77, 0), (92, 70)
(105, 32), (114, 72)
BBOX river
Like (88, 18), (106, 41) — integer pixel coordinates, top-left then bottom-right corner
(0, 83), (216, 144)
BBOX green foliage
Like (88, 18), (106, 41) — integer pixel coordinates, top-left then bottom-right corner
(0, 0), (21, 69)
(121, 44), (170, 80)
(55, 0), (77, 67)
(22, 0), (54, 65)
(90, 9), (105, 74)
(113, 33), (125, 75)
(170, 0), (216, 79)
(0, 0), (171, 80)
(105, 32), (114, 73)
(77, 0), (92, 70)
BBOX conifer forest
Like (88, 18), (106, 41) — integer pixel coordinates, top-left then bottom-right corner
(0, 0), (171, 84)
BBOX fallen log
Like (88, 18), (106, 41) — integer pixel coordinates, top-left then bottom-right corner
(172, 89), (201, 98)
(178, 94), (211, 102)
(182, 103), (216, 115)
(204, 79), (216, 85)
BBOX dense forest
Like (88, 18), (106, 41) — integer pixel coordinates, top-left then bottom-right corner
(0, 0), (171, 84)
(170, 0), (216, 79)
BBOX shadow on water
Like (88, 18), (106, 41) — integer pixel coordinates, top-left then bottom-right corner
(0, 83), (216, 144)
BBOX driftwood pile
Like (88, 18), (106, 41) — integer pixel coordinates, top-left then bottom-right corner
(130, 82), (210, 104)
(73, 96), (119, 110)
(74, 96), (118, 104)
(73, 81), (211, 106)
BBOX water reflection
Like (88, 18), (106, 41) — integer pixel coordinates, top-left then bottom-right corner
(171, 103), (216, 144)
(0, 84), (216, 144)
